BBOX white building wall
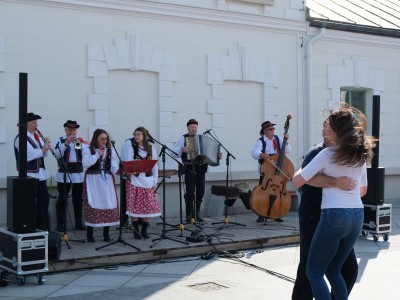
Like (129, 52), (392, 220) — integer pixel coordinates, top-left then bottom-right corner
(0, 0), (304, 226)
(0, 0), (399, 227)
(305, 29), (400, 199)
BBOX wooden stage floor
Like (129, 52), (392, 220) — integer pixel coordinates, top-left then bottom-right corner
(49, 211), (300, 273)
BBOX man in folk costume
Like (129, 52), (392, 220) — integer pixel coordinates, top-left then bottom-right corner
(121, 127), (161, 239)
(82, 129), (119, 243)
(251, 120), (291, 223)
(14, 112), (51, 230)
(173, 119), (223, 223)
(52, 120), (88, 232)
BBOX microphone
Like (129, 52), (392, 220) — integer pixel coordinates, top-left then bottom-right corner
(203, 129), (212, 135)
(147, 131), (155, 143)
(99, 145), (106, 162)
(111, 140), (115, 145)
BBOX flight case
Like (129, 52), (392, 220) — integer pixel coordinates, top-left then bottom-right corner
(0, 228), (48, 285)
(361, 204), (391, 242)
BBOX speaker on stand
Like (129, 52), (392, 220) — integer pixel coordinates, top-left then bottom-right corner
(7, 176), (37, 233)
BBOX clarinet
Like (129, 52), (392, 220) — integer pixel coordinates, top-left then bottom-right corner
(35, 128), (59, 161)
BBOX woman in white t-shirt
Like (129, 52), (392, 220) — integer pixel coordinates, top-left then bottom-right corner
(293, 105), (375, 300)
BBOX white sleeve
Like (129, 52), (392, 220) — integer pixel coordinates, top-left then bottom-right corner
(173, 136), (184, 157)
(299, 150), (327, 181)
(110, 150), (119, 175)
(251, 139), (263, 160)
(120, 140), (132, 162)
(284, 142), (291, 154)
(360, 164), (367, 187)
(82, 146), (100, 169)
(28, 140), (44, 161)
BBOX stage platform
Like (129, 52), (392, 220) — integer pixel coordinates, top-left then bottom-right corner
(48, 211), (300, 273)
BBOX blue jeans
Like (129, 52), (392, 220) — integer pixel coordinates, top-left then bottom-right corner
(306, 208), (363, 300)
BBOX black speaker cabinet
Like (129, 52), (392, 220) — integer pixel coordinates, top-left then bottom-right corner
(7, 176), (38, 233)
(361, 167), (385, 206)
(48, 231), (62, 261)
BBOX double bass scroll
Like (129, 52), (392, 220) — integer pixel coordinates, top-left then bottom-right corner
(249, 114), (294, 220)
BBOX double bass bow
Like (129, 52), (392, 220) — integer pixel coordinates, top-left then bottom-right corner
(249, 114), (294, 220)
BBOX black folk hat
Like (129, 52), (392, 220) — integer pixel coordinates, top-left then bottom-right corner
(63, 120), (80, 129)
(187, 119), (198, 126)
(27, 112), (42, 121)
(260, 120), (276, 135)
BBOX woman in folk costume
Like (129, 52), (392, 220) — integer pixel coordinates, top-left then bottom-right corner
(121, 127), (161, 239)
(83, 129), (119, 243)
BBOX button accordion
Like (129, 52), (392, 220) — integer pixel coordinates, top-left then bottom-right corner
(185, 135), (220, 166)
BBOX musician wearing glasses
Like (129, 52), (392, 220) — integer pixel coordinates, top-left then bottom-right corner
(82, 129), (120, 243)
(52, 120), (88, 232)
(14, 112), (51, 231)
(251, 120), (291, 223)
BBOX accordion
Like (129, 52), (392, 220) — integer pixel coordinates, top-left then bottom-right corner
(185, 135), (220, 166)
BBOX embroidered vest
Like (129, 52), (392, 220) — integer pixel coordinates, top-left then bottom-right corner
(86, 147), (111, 174)
(258, 135), (281, 165)
(14, 134), (45, 173)
(58, 137), (83, 173)
(259, 134), (281, 154)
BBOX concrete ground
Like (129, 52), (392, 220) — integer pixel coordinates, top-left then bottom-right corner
(0, 200), (399, 299)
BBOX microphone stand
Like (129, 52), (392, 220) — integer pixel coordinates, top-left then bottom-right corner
(207, 131), (245, 227)
(148, 137), (189, 248)
(96, 141), (140, 252)
(55, 143), (85, 249)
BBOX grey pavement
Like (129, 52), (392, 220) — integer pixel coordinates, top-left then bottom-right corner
(1, 200), (399, 299)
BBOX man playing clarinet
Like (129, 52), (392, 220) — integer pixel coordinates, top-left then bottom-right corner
(14, 112), (51, 230)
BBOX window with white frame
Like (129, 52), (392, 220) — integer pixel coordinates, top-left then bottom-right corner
(340, 88), (373, 134)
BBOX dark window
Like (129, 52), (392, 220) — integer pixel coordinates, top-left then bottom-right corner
(340, 90), (366, 114)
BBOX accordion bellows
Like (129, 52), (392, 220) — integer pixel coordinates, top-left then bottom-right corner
(185, 135), (220, 166)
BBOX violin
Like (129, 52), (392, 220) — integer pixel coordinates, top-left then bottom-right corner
(249, 114), (294, 220)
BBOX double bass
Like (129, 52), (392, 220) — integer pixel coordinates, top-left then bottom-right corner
(249, 114), (294, 220)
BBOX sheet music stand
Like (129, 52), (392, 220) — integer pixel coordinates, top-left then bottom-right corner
(95, 144), (151, 251)
(116, 160), (157, 176)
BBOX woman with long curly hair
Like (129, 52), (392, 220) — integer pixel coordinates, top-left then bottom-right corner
(293, 104), (375, 300)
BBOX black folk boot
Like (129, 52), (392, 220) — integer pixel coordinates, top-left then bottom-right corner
(103, 226), (111, 242)
(74, 205), (86, 230)
(56, 209), (65, 232)
(195, 202), (204, 222)
(132, 221), (141, 239)
(185, 199), (194, 223)
(87, 226), (95, 243)
(141, 222), (149, 239)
